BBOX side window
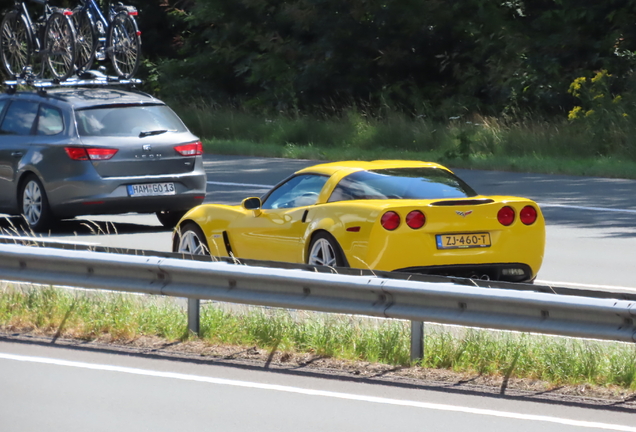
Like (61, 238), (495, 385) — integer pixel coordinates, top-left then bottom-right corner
(37, 105), (64, 135)
(262, 174), (329, 209)
(0, 100), (39, 135)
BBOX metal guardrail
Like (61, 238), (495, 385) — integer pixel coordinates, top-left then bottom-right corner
(0, 243), (634, 362)
(2, 235), (635, 302)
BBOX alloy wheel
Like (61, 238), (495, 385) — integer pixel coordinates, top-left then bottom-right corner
(178, 230), (209, 255)
(308, 238), (338, 267)
(22, 180), (43, 226)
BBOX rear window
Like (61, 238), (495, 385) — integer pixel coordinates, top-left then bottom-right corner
(328, 168), (478, 202)
(75, 104), (188, 137)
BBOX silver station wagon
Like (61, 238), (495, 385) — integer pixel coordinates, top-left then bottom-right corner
(0, 87), (207, 232)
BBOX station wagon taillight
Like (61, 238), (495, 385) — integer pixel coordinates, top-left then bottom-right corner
(65, 147), (118, 161)
(175, 141), (203, 156)
(406, 210), (425, 229)
(520, 205), (538, 225)
(497, 206), (515, 226)
(381, 211), (400, 230)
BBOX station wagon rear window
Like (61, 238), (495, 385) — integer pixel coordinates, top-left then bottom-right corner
(328, 168), (478, 202)
(75, 104), (188, 137)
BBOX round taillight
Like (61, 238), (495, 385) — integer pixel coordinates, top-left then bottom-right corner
(520, 205), (537, 225)
(406, 210), (425, 229)
(381, 211), (400, 230)
(497, 206), (515, 226)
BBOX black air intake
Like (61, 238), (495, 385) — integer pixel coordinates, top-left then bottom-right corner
(430, 199), (495, 206)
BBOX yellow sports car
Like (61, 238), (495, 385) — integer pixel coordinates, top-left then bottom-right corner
(173, 160), (545, 282)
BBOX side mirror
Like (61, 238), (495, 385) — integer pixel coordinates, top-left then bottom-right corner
(241, 197), (262, 210)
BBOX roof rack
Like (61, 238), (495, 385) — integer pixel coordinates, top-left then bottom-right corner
(3, 69), (142, 95)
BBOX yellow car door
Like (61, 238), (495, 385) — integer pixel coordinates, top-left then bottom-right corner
(230, 174), (329, 263)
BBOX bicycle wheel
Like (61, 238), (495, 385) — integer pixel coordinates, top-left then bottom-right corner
(108, 12), (140, 79)
(0, 11), (32, 78)
(43, 11), (77, 80)
(72, 7), (96, 73)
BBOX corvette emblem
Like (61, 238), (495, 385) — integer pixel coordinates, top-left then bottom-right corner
(456, 210), (473, 217)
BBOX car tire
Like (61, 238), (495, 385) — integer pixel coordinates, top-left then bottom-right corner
(307, 232), (347, 268)
(19, 175), (55, 233)
(156, 210), (187, 229)
(172, 222), (210, 256)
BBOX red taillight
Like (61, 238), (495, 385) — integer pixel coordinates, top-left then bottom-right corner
(381, 211), (400, 230)
(63, 10), (73, 16)
(406, 210), (425, 229)
(136, 31), (142, 36)
(129, 11), (138, 16)
(520, 205), (537, 225)
(175, 141), (203, 156)
(65, 147), (118, 161)
(497, 206), (515, 226)
(65, 147), (88, 160)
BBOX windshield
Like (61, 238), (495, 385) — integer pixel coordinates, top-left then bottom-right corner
(328, 168), (478, 202)
(75, 104), (188, 137)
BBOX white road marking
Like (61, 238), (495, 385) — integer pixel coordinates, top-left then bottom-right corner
(0, 235), (99, 246)
(207, 181), (273, 189)
(538, 203), (636, 214)
(536, 280), (636, 292)
(1, 352), (634, 431)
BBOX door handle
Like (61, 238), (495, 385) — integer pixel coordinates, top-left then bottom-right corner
(11, 152), (23, 158)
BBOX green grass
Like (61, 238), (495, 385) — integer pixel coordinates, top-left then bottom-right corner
(172, 103), (636, 179)
(2, 284), (636, 390)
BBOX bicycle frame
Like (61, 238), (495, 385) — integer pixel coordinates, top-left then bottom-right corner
(78, 0), (129, 33)
(11, 0), (49, 53)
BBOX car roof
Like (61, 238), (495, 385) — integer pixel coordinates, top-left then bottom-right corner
(2, 87), (161, 109)
(296, 160), (451, 177)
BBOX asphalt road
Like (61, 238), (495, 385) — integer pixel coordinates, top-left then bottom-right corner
(2, 157), (636, 430)
(2, 154), (636, 289)
(1, 341), (635, 432)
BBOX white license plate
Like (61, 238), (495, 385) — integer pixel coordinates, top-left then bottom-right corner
(127, 183), (176, 197)
(436, 233), (491, 249)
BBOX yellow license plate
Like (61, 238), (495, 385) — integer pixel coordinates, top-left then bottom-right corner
(436, 233), (491, 249)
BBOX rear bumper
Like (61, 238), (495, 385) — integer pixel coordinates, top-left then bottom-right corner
(47, 168), (207, 218)
(395, 263), (534, 283)
(52, 192), (206, 217)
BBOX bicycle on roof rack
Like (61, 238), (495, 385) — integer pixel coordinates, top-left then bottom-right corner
(0, 0), (77, 81)
(72, 0), (141, 79)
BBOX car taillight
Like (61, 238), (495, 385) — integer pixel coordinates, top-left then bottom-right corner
(65, 147), (118, 161)
(381, 211), (400, 230)
(406, 210), (425, 229)
(497, 206), (515, 226)
(87, 148), (118, 160)
(65, 147), (89, 160)
(520, 205), (537, 225)
(175, 141), (203, 156)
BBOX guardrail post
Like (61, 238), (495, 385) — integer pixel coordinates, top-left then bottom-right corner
(410, 321), (424, 363)
(188, 298), (200, 335)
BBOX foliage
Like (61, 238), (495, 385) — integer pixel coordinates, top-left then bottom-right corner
(152, 0), (636, 118)
(567, 70), (632, 155)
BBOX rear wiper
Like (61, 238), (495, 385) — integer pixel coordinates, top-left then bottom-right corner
(139, 129), (174, 138)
